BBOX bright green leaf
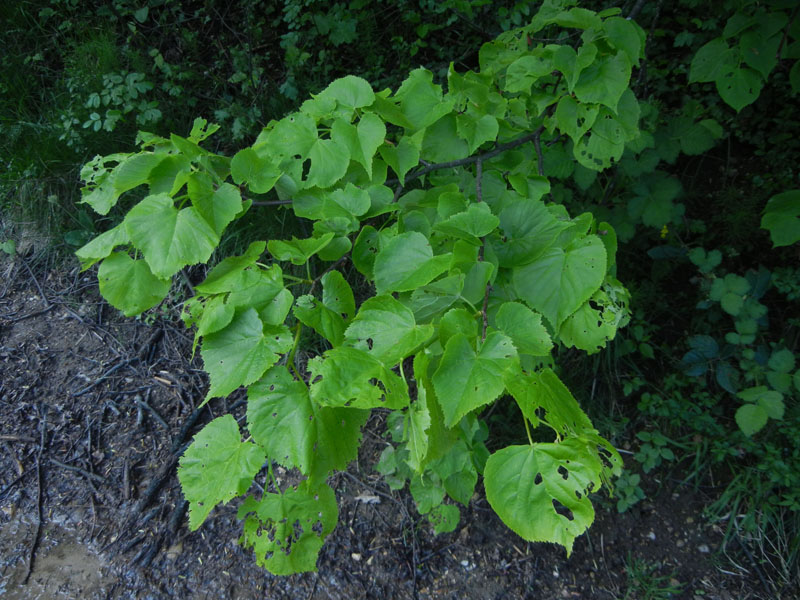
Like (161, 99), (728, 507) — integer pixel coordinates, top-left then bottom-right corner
(201, 308), (292, 400)
(373, 231), (451, 294)
(98, 252), (170, 316)
(514, 236), (606, 329)
(125, 193), (219, 279)
(432, 331), (517, 427)
(238, 481), (338, 575)
(345, 295), (434, 365)
(178, 414), (266, 530)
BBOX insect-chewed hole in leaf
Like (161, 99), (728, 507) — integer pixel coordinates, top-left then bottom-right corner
(557, 465), (569, 480)
(596, 445), (615, 470)
(301, 159), (311, 179)
(589, 300), (600, 311)
(552, 499), (575, 521)
(366, 337), (374, 350)
(272, 412), (278, 418)
(575, 489), (582, 500)
(534, 472), (543, 485)
(311, 375), (322, 385)
(312, 520), (324, 534)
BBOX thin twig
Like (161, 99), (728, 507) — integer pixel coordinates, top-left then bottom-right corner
(22, 405), (48, 585)
(627, 0), (647, 20)
(19, 257), (49, 309)
(397, 129), (542, 187)
(251, 199), (294, 206)
(134, 392), (169, 431)
(71, 359), (132, 397)
(49, 458), (105, 484)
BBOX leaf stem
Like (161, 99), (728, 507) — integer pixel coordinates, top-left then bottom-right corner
(523, 415), (534, 446)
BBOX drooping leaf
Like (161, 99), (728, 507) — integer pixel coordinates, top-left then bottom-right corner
(238, 481), (338, 575)
(231, 147), (282, 194)
(345, 295), (434, 365)
(201, 308), (293, 400)
(432, 331), (517, 427)
(716, 66), (763, 112)
(306, 138), (350, 188)
(409, 274), (465, 323)
(76, 223), (130, 269)
(124, 193), (219, 279)
(491, 198), (571, 267)
(495, 302), (553, 356)
(293, 294), (347, 346)
(689, 38), (737, 83)
(195, 241), (268, 294)
(98, 252), (171, 316)
(761, 190), (800, 247)
(268, 233), (335, 265)
(373, 231), (451, 294)
(178, 414), (266, 530)
(331, 112), (386, 178)
(113, 152), (165, 194)
(484, 439), (604, 556)
(513, 236), (606, 329)
(187, 176), (243, 236)
(321, 270), (356, 322)
(247, 366), (367, 477)
(574, 52), (631, 112)
(393, 68), (454, 131)
(379, 131), (423, 184)
(309, 346), (410, 409)
(433, 202), (500, 245)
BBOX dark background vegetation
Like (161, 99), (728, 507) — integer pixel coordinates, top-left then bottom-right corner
(1, 0), (798, 596)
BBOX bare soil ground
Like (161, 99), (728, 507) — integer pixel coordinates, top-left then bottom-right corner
(0, 247), (782, 599)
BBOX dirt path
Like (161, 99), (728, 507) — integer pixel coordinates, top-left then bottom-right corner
(0, 249), (773, 599)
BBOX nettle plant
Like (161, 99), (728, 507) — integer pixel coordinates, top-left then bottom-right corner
(76, 4), (643, 574)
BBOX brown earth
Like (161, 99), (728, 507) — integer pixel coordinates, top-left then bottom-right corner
(0, 247), (781, 600)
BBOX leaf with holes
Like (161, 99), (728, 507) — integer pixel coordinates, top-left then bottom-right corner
(309, 346), (410, 409)
(345, 295), (434, 365)
(484, 438), (606, 556)
(238, 481), (338, 575)
(178, 414), (266, 530)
